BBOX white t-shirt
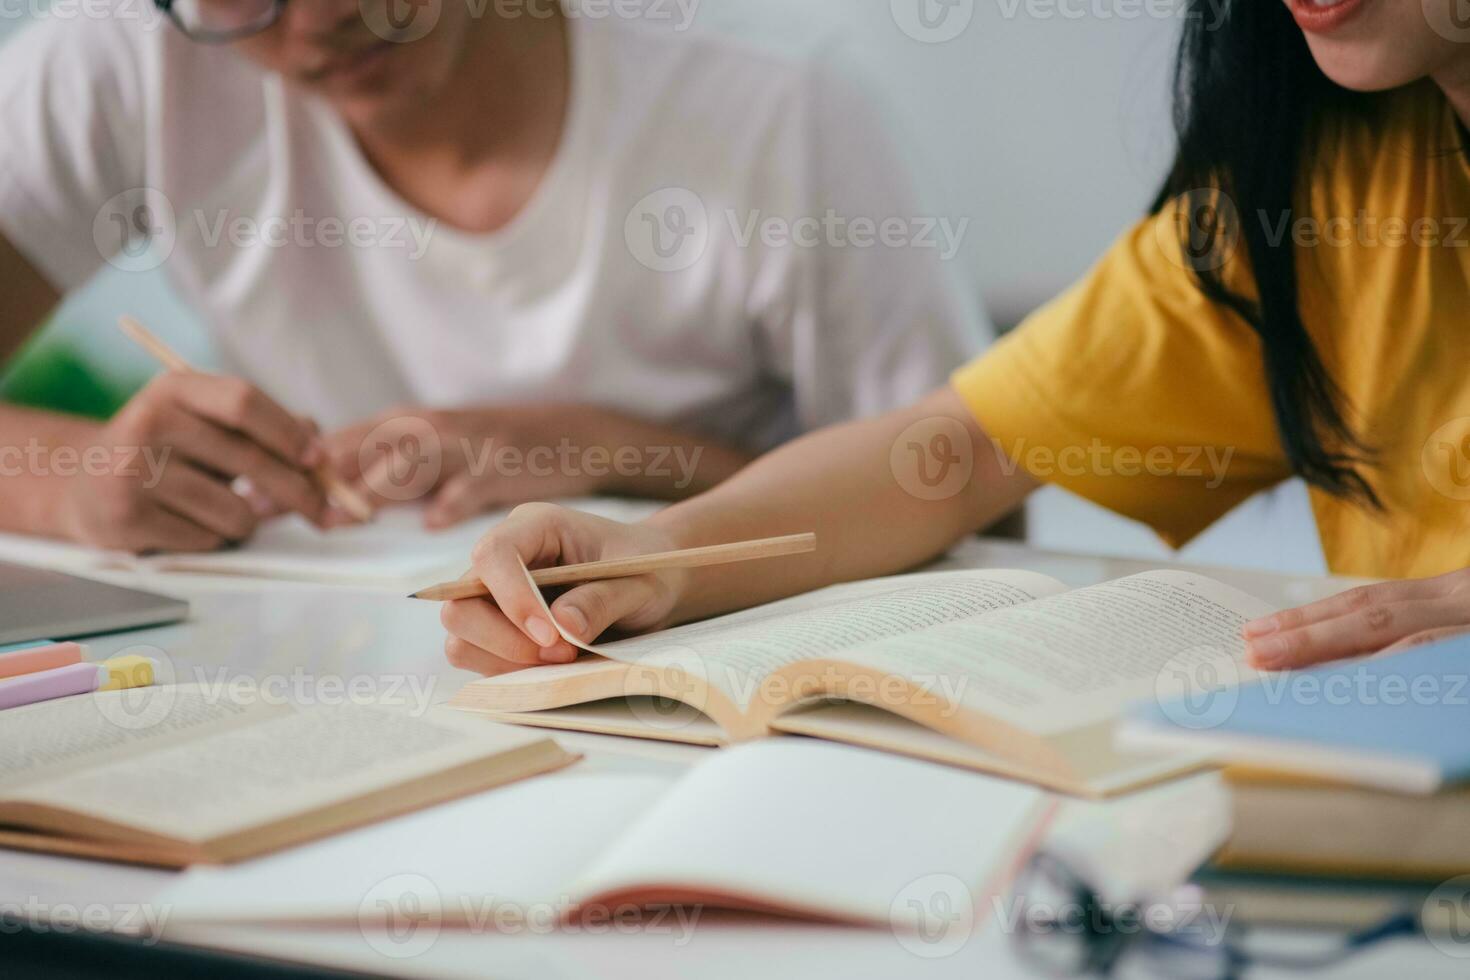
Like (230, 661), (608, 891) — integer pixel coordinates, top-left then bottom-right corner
(0, 5), (987, 449)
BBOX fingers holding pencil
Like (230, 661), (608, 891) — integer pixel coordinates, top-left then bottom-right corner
(434, 503), (818, 679)
(414, 532), (819, 601)
(117, 316), (375, 528)
(438, 505), (697, 675)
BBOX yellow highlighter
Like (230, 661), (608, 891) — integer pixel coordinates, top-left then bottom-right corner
(96, 655), (157, 692)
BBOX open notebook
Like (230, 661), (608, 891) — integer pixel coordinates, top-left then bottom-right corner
(158, 739), (1053, 928)
(451, 568), (1276, 797)
(0, 498), (659, 588)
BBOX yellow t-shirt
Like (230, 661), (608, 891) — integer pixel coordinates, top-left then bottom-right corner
(954, 82), (1470, 580)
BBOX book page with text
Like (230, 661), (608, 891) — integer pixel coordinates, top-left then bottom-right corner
(7, 702), (551, 843)
(0, 685), (287, 792)
(542, 569), (1068, 710)
(839, 571), (1273, 735)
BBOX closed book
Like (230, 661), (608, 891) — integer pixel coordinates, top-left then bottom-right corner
(1214, 767), (1470, 880)
(1118, 637), (1470, 794)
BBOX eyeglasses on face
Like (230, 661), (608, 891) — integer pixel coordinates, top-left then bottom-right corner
(153, 0), (286, 44)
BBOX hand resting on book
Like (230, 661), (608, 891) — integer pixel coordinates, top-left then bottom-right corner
(1243, 567), (1470, 671)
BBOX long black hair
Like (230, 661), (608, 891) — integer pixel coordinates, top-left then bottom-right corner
(1153, 0), (1379, 504)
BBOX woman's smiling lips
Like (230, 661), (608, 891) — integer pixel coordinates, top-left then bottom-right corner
(1286, 0), (1368, 34)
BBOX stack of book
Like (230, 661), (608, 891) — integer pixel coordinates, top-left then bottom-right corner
(1198, 769), (1469, 928)
(1121, 638), (1470, 928)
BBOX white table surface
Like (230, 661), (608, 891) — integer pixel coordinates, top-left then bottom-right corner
(3, 536), (1458, 978)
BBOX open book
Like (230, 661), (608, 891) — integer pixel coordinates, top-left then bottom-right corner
(450, 568), (1275, 797)
(159, 739), (1052, 928)
(0, 684), (576, 867)
(0, 498), (660, 588)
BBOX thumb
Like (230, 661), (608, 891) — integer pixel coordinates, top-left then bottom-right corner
(550, 576), (662, 645)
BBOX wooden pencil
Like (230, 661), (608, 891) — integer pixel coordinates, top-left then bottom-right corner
(410, 532), (818, 601)
(118, 315), (376, 523)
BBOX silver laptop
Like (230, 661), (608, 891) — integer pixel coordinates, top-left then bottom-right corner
(0, 561), (189, 646)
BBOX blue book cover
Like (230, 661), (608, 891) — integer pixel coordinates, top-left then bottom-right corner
(1127, 635), (1470, 791)
(0, 640), (56, 654)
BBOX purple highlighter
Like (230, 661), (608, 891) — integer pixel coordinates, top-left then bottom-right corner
(0, 662), (105, 711)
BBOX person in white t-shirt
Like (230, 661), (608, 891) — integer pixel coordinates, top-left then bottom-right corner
(0, 0), (987, 553)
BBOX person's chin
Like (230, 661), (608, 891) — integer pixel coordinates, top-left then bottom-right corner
(317, 71), (426, 128)
(327, 86), (407, 126)
(1304, 37), (1431, 93)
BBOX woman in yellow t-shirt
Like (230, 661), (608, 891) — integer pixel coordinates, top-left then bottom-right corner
(440, 1), (1470, 676)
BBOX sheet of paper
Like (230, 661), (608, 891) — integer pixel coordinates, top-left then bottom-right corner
(539, 569), (1068, 710)
(571, 739), (1050, 926)
(0, 529), (131, 574)
(0, 498), (661, 587)
(771, 702), (1204, 797)
(1044, 771), (1230, 903)
(487, 698), (729, 747)
(152, 498), (662, 586)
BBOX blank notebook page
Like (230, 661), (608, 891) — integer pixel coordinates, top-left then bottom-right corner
(570, 739), (1051, 925)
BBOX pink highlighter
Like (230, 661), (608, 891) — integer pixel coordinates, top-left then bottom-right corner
(0, 642), (85, 680)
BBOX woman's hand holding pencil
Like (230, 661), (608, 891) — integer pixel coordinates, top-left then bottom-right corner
(436, 508), (696, 674)
(433, 506), (816, 677)
(413, 532), (817, 601)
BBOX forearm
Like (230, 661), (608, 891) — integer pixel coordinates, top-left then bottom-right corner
(0, 404), (103, 537)
(645, 386), (1037, 623)
(581, 410), (752, 500)
(0, 232), (81, 537)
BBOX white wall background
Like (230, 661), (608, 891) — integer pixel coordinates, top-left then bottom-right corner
(699, 0), (1183, 325)
(0, 0), (1325, 573)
